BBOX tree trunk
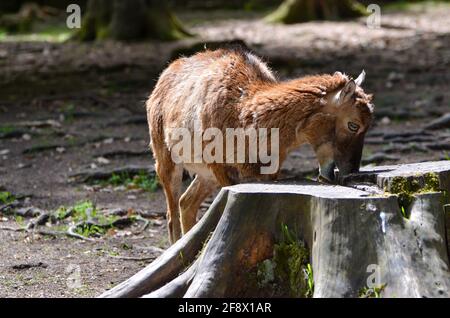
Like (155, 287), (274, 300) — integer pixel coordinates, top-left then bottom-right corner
(76, 0), (191, 41)
(100, 161), (450, 298)
(265, 0), (367, 24)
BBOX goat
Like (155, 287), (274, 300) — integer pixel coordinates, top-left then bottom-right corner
(147, 48), (374, 243)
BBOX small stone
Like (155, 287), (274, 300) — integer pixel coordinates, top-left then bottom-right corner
(83, 185), (102, 192)
(103, 138), (114, 144)
(124, 137), (131, 143)
(127, 195), (137, 200)
(17, 163), (30, 169)
(56, 147), (66, 154)
(115, 231), (132, 237)
(90, 163), (98, 169)
(0, 149), (10, 156)
(380, 117), (391, 125)
(96, 157), (110, 165)
(152, 220), (164, 227)
(22, 134), (31, 141)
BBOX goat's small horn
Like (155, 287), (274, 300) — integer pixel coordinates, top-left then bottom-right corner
(355, 70), (366, 86)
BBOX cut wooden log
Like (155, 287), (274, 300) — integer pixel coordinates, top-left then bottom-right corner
(100, 161), (450, 298)
(425, 113), (450, 130)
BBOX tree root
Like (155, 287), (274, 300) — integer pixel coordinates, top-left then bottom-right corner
(143, 258), (200, 298)
(108, 255), (159, 262)
(0, 225), (95, 241)
(99, 190), (228, 298)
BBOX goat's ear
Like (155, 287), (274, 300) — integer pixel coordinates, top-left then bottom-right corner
(336, 80), (356, 105)
(354, 70), (366, 86)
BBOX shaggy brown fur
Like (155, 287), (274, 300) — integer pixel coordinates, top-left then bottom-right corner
(147, 48), (374, 243)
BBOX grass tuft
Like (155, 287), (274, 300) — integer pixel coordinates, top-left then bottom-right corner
(0, 191), (16, 204)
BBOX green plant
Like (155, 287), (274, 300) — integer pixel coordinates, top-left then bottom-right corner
(0, 125), (16, 134)
(0, 191), (15, 204)
(108, 250), (119, 257)
(359, 284), (386, 298)
(75, 223), (105, 237)
(55, 206), (69, 220)
(108, 173), (125, 186)
(72, 201), (96, 222)
(305, 263), (314, 297)
(273, 224), (311, 297)
(400, 205), (407, 218)
(14, 215), (24, 225)
(121, 243), (132, 250)
(132, 172), (159, 192)
(255, 224), (312, 298)
(100, 171), (159, 192)
(0, 29), (6, 41)
(62, 202), (113, 223)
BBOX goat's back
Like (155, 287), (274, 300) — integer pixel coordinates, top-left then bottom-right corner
(147, 49), (277, 150)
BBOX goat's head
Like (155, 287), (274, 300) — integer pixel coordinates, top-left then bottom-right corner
(315, 71), (374, 183)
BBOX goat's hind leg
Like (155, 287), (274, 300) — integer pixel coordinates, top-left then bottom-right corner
(155, 158), (183, 244)
(179, 175), (216, 235)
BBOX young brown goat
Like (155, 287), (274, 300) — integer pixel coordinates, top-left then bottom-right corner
(147, 49), (374, 243)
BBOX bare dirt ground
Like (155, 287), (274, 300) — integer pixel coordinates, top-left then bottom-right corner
(0, 4), (449, 297)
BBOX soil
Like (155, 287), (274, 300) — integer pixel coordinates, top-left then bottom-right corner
(0, 4), (449, 297)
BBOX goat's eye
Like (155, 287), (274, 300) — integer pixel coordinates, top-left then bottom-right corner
(348, 122), (360, 133)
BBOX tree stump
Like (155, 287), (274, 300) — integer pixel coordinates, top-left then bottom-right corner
(76, 0), (191, 41)
(265, 0), (367, 24)
(100, 161), (450, 298)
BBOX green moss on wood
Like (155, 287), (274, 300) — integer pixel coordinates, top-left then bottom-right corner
(388, 172), (441, 219)
(253, 225), (313, 298)
(423, 173), (440, 192)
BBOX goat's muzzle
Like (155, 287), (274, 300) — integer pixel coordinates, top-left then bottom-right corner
(318, 161), (336, 183)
